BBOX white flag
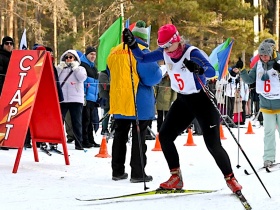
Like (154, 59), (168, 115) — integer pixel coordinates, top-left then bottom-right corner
(19, 29), (27, 50)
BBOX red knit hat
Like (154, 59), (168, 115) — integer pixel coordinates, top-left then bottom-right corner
(157, 24), (181, 47)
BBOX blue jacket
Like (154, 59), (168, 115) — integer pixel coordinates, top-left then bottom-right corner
(113, 39), (162, 120)
(80, 54), (99, 102)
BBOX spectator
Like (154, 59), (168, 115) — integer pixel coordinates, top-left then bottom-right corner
(215, 78), (227, 117)
(80, 46), (100, 148)
(239, 77), (249, 125)
(225, 69), (238, 121)
(0, 36), (14, 150)
(108, 20), (162, 183)
(57, 50), (87, 150)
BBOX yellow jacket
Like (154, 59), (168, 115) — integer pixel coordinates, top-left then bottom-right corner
(107, 43), (145, 116)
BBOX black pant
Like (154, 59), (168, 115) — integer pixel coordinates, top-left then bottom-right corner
(241, 101), (246, 124)
(145, 120), (153, 136)
(60, 102), (83, 147)
(159, 91), (232, 176)
(111, 119), (150, 178)
(192, 118), (203, 134)
(157, 110), (168, 132)
(226, 96), (235, 119)
(82, 101), (99, 144)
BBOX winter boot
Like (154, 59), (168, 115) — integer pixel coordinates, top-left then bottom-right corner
(225, 173), (242, 193)
(159, 168), (183, 190)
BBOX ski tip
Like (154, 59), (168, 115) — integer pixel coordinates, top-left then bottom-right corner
(244, 169), (250, 175)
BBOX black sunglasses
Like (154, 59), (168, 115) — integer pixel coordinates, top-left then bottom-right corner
(4, 41), (14, 46)
(65, 55), (74, 59)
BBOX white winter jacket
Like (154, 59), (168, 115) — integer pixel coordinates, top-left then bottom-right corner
(56, 50), (87, 103)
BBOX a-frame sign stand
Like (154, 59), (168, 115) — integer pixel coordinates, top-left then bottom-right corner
(0, 50), (70, 173)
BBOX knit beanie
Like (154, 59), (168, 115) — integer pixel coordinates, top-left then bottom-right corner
(1, 36), (14, 46)
(258, 42), (273, 57)
(85, 46), (96, 56)
(157, 24), (180, 46)
(263, 38), (276, 46)
(132, 20), (149, 42)
(262, 38), (277, 59)
(45, 46), (53, 52)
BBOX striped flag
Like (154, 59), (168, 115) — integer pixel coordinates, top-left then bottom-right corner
(209, 38), (234, 80)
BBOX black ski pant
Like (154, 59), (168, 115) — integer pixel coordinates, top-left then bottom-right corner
(111, 119), (150, 178)
(159, 91), (233, 176)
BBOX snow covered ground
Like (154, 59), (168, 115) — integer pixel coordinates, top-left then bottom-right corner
(1, 118), (280, 210)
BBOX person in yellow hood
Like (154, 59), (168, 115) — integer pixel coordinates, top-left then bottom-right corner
(107, 20), (162, 183)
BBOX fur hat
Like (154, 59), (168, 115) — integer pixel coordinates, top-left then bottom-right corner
(1, 36), (14, 46)
(85, 46), (96, 56)
(132, 20), (149, 42)
(258, 42), (273, 57)
(157, 24), (180, 46)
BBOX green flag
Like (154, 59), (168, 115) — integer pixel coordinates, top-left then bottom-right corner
(97, 17), (123, 71)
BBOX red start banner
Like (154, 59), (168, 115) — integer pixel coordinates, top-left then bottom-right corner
(0, 50), (69, 173)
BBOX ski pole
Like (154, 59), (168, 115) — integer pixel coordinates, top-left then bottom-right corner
(194, 73), (271, 198)
(127, 46), (149, 191)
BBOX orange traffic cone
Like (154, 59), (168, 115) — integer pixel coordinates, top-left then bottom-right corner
(184, 128), (196, 146)
(152, 133), (162, 151)
(95, 136), (111, 158)
(220, 124), (227, 140)
(245, 121), (255, 134)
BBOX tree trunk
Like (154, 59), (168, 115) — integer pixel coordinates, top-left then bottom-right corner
(81, 11), (85, 50)
(0, 0), (6, 39)
(53, 1), (57, 65)
(259, 0), (263, 32)
(8, 0), (14, 37)
(275, 0), (279, 50)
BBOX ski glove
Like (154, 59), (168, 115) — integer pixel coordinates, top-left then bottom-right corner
(228, 78), (232, 83)
(71, 61), (80, 70)
(57, 61), (67, 69)
(235, 57), (244, 69)
(273, 60), (280, 72)
(183, 59), (204, 75)
(123, 28), (137, 49)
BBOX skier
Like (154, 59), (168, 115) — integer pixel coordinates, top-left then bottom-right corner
(122, 24), (242, 193)
(234, 39), (280, 168)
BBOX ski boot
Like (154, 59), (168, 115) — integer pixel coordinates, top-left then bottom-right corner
(159, 168), (183, 190)
(225, 173), (242, 193)
(49, 143), (57, 150)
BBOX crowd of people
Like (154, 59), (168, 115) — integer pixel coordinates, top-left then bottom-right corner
(1, 21), (278, 195)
